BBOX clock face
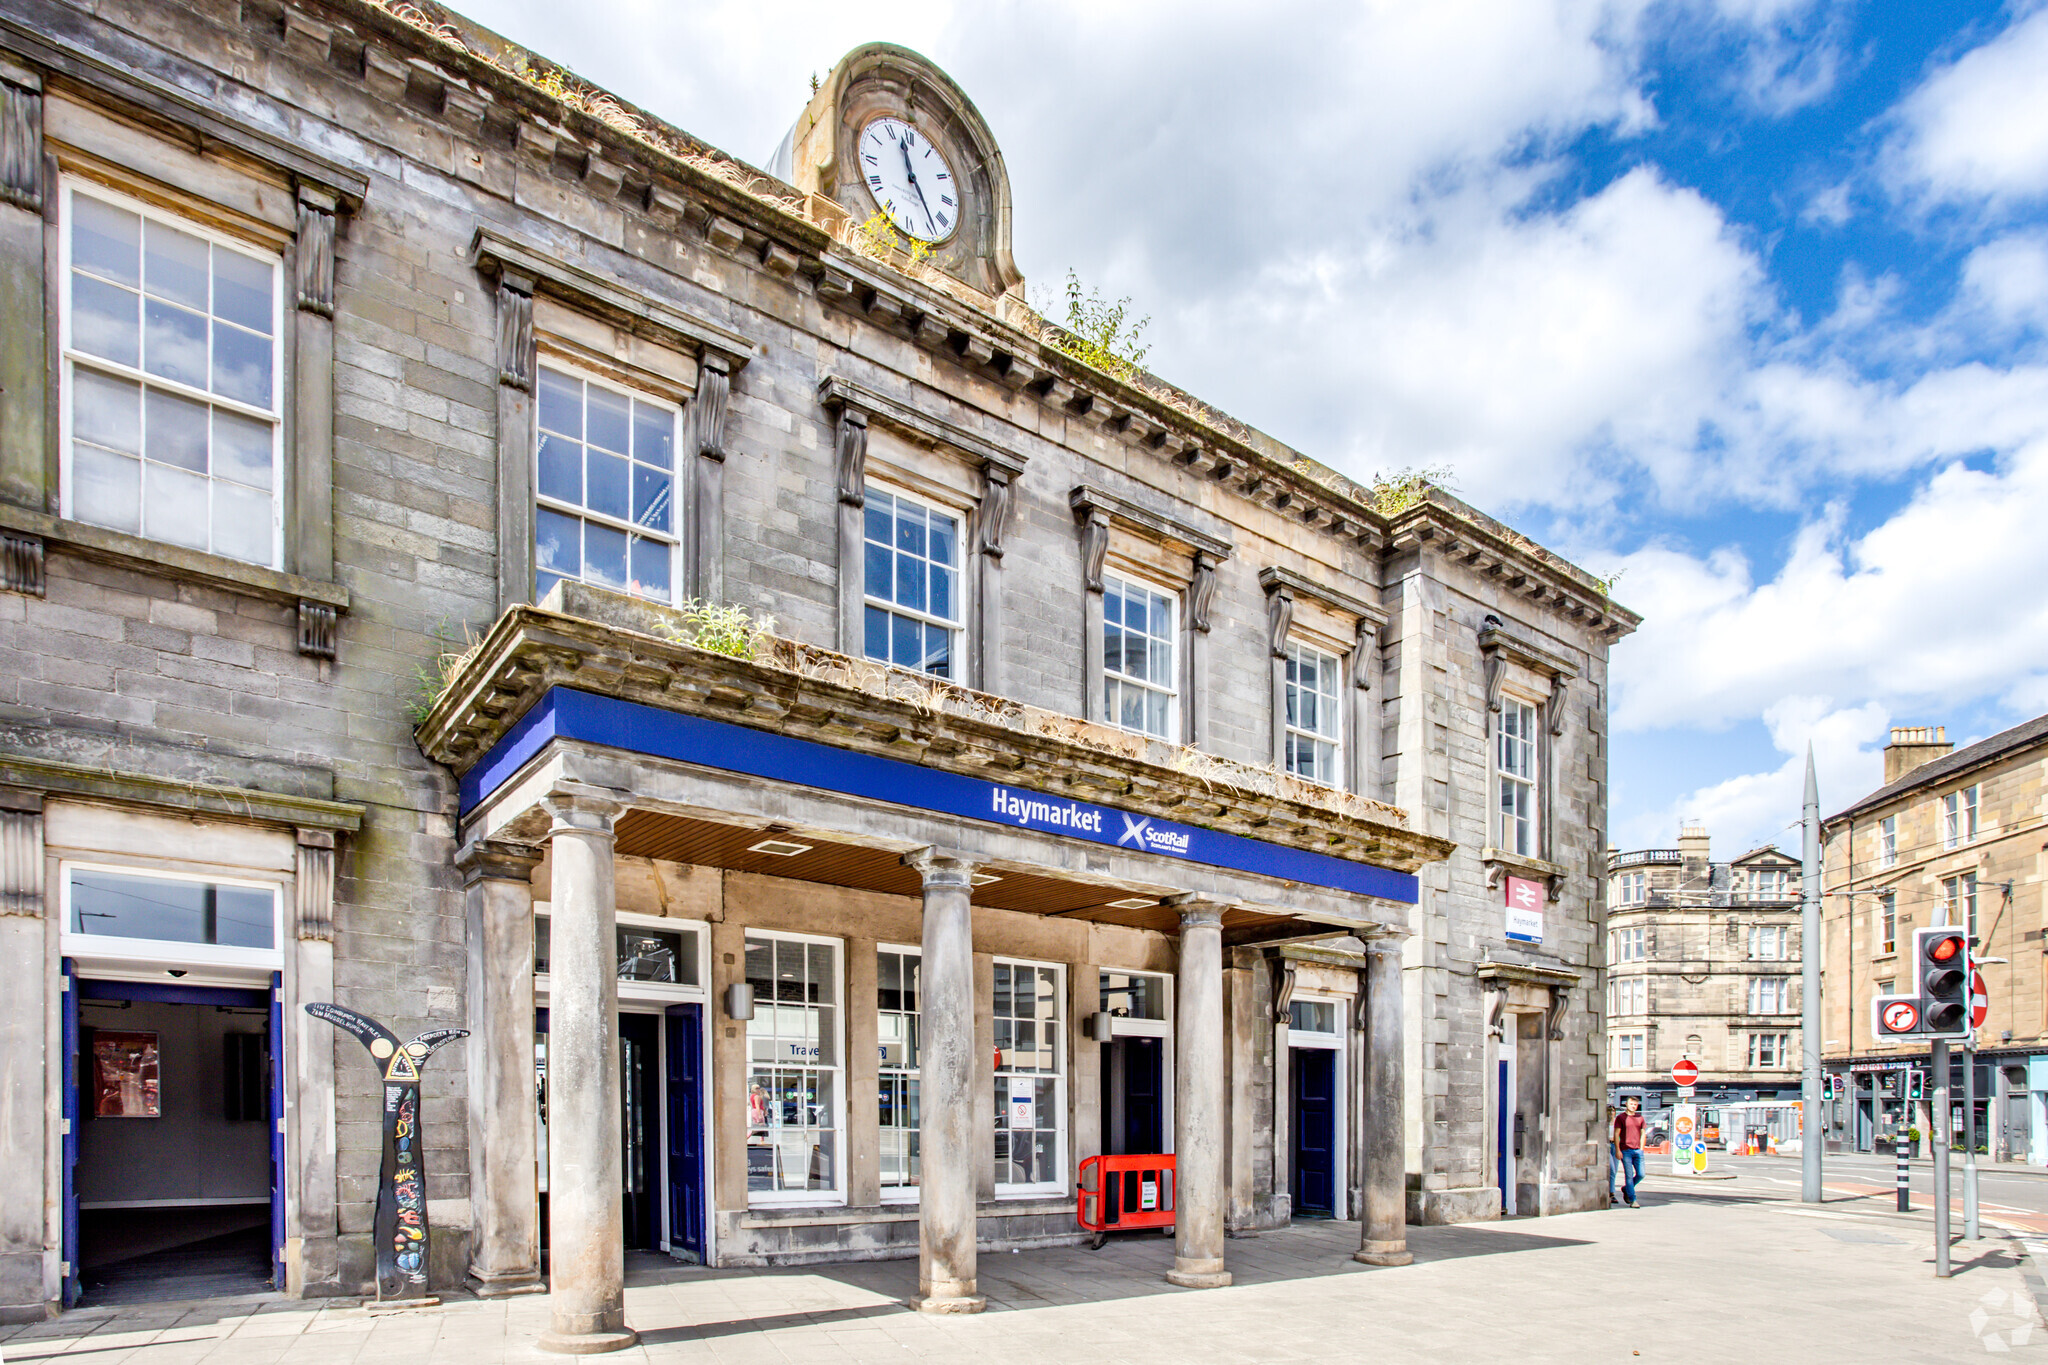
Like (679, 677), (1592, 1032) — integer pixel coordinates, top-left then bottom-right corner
(857, 116), (959, 244)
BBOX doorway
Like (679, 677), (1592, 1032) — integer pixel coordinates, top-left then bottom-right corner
(68, 975), (279, 1305)
(1290, 1047), (1337, 1216)
(1100, 1036), (1165, 1156)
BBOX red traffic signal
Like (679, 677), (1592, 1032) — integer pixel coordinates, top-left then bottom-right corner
(1915, 927), (1970, 1036)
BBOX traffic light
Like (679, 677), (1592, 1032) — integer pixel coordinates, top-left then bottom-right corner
(1907, 1070), (1924, 1101)
(1914, 926), (1970, 1037)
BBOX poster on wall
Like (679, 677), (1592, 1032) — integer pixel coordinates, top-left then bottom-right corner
(92, 1030), (161, 1118)
(1504, 875), (1545, 944)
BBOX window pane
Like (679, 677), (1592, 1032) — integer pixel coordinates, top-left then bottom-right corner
(584, 521), (627, 588)
(142, 297), (208, 388)
(891, 612), (920, 667)
(895, 550), (926, 612)
(143, 220), (209, 310)
(808, 942), (836, 1005)
(631, 466), (673, 533)
(71, 868), (275, 950)
(586, 384), (631, 454)
(146, 388), (209, 473)
(71, 444), (140, 535)
(212, 322), (273, 407)
(632, 401), (673, 470)
(929, 564), (953, 622)
(70, 275), (140, 368)
(143, 463), (208, 550)
(864, 604), (888, 662)
(929, 512), (956, 568)
(211, 249), (273, 335)
(72, 197), (140, 286)
(537, 432), (581, 503)
(535, 507), (580, 575)
(629, 536), (670, 601)
(212, 409), (273, 489)
(210, 480), (271, 565)
(586, 449), (629, 521)
(538, 368), (581, 438)
(896, 506), (926, 558)
(74, 369), (141, 455)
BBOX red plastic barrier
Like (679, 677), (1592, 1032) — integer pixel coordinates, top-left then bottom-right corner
(1078, 1154), (1176, 1233)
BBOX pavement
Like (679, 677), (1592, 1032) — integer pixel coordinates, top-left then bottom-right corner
(5, 1166), (2046, 1364)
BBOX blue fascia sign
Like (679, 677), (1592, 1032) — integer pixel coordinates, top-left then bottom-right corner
(461, 687), (1417, 904)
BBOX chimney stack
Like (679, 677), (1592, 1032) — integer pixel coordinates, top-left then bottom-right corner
(1679, 822), (1710, 889)
(1884, 726), (1952, 785)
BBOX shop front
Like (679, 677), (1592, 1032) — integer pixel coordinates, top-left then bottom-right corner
(421, 586), (1449, 1351)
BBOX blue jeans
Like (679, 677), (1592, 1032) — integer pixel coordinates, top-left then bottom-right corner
(1618, 1148), (1643, 1204)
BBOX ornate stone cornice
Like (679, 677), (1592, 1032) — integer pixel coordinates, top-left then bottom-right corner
(1394, 497), (1641, 641)
(1068, 483), (1234, 564)
(417, 583), (1452, 876)
(0, 752), (363, 833)
(817, 375), (1027, 479)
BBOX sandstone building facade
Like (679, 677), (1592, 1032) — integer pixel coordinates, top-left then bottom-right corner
(0, 0), (1635, 1341)
(1604, 827), (1805, 1112)
(1822, 723), (2048, 1164)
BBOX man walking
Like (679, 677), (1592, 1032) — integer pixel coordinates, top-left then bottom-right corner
(1613, 1095), (1647, 1208)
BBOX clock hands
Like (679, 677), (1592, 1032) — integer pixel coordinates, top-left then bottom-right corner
(898, 137), (938, 239)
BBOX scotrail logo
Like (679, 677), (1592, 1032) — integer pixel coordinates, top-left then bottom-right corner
(1117, 812), (1191, 856)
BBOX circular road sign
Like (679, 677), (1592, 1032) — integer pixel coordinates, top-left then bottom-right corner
(1882, 1000), (1920, 1034)
(1972, 969), (1989, 1029)
(1672, 1060), (1700, 1086)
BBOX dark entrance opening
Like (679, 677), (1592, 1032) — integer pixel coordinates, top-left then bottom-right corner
(69, 977), (277, 1305)
(1100, 1036), (1165, 1155)
(1290, 1046), (1337, 1217)
(664, 1003), (706, 1262)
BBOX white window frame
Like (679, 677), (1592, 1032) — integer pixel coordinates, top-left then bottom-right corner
(59, 179), (286, 569)
(533, 359), (684, 607)
(1099, 969), (1172, 1039)
(993, 956), (1067, 1198)
(1749, 925), (1787, 962)
(861, 481), (967, 680)
(1749, 1033), (1789, 1069)
(533, 906), (709, 1005)
(1613, 1032), (1647, 1069)
(1495, 696), (1540, 857)
(1944, 785), (1979, 851)
(876, 942), (922, 1205)
(1879, 816), (1898, 869)
(59, 859), (285, 977)
(1282, 639), (1343, 786)
(1880, 893), (1897, 955)
(1100, 571), (1179, 741)
(743, 928), (847, 1208)
(1614, 871), (1646, 906)
(1943, 871), (1979, 939)
(1611, 926), (1645, 964)
(1748, 976), (1789, 1015)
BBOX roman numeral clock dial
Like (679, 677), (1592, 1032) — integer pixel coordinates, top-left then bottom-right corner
(858, 116), (958, 244)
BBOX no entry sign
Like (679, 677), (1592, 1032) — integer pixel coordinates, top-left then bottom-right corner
(1672, 1059), (1699, 1086)
(1972, 969), (1989, 1030)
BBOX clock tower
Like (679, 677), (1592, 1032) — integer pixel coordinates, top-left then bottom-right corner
(771, 44), (1025, 305)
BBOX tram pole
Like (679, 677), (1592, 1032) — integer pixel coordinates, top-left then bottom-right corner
(1801, 748), (1824, 1204)
(1932, 1037), (1952, 1277)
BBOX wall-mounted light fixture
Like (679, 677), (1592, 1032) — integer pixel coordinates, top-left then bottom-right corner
(726, 983), (754, 1021)
(1086, 1011), (1115, 1042)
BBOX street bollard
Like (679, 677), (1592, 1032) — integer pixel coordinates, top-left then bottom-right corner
(1896, 1135), (1910, 1212)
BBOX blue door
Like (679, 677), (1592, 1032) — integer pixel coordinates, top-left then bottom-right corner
(1292, 1048), (1337, 1216)
(1496, 1059), (1511, 1212)
(60, 958), (80, 1307)
(1124, 1037), (1164, 1154)
(269, 972), (286, 1289)
(665, 1004), (706, 1262)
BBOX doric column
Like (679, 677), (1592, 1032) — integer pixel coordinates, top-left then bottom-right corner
(905, 849), (985, 1313)
(0, 790), (46, 1320)
(1169, 901), (1231, 1288)
(536, 792), (636, 1354)
(459, 838), (545, 1298)
(1355, 939), (1412, 1265)
(288, 829), (340, 1294)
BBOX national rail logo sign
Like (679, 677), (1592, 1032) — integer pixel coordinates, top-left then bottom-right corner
(1115, 811), (1192, 856)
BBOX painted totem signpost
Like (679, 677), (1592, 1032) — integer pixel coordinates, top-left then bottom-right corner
(305, 1004), (466, 1302)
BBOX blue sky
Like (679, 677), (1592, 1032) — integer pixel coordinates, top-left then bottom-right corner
(450, 0), (2048, 856)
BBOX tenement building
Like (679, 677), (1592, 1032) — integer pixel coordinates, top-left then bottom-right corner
(1605, 827), (1805, 1112)
(0, 0), (1636, 1341)
(1822, 723), (2048, 1164)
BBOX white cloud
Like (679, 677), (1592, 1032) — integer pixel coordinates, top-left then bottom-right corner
(1615, 696), (1888, 852)
(1888, 3), (2048, 210)
(1958, 232), (2048, 335)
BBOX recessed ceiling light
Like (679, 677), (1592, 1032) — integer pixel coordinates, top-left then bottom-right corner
(1107, 897), (1157, 910)
(747, 838), (813, 857)
(971, 873), (1002, 886)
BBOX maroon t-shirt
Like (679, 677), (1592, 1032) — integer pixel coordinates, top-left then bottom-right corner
(1613, 1113), (1647, 1150)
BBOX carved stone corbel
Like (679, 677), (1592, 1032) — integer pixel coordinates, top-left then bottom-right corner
(1080, 509), (1110, 594)
(694, 356), (731, 461)
(1273, 959), (1299, 1024)
(977, 466), (1013, 559)
(295, 188), (337, 317)
(834, 408), (868, 506)
(0, 530), (44, 598)
(1546, 680), (1570, 737)
(295, 829), (337, 942)
(1188, 551), (1218, 632)
(1352, 619), (1377, 690)
(1264, 582), (1295, 658)
(297, 601), (338, 660)
(495, 271), (536, 392)
(0, 77), (42, 213)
